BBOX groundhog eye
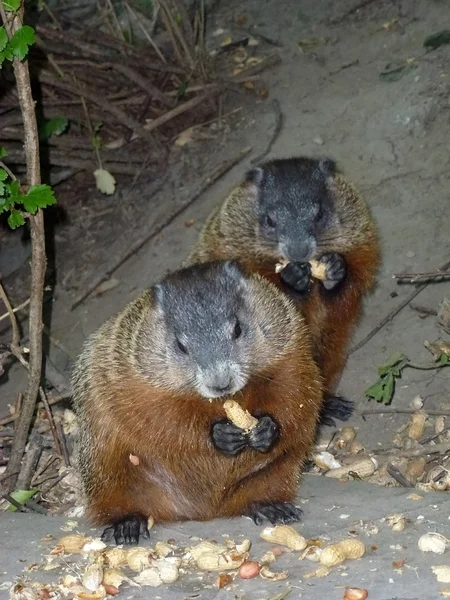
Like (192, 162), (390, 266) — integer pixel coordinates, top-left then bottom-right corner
(177, 339), (188, 354)
(265, 215), (276, 228)
(233, 321), (242, 339)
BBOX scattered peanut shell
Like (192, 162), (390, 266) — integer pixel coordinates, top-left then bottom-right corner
(418, 533), (448, 554)
(216, 573), (234, 588)
(82, 564), (103, 592)
(325, 457), (377, 479)
(189, 541), (225, 562)
(223, 400), (258, 430)
(127, 548), (151, 572)
(260, 525), (307, 551)
(411, 395), (424, 410)
(102, 585), (119, 597)
(57, 534), (91, 554)
(155, 541), (173, 557)
(82, 538), (107, 552)
(134, 567), (162, 587)
(335, 427), (357, 448)
(238, 561), (261, 579)
(313, 451), (341, 471)
(102, 568), (136, 588)
(196, 550), (246, 571)
(386, 513), (406, 533)
(432, 565), (450, 583)
(76, 588), (106, 600)
(408, 411), (427, 440)
(300, 546), (322, 562)
(157, 559), (180, 583)
(436, 416), (446, 435)
(104, 548), (128, 568)
(235, 539), (251, 553)
(260, 550), (277, 564)
(344, 588), (368, 600)
(405, 457), (426, 484)
(320, 539), (365, 567)
(349, 441), (365, 454)
(304, 565), (330, 578)
(259, 566), (288, 580)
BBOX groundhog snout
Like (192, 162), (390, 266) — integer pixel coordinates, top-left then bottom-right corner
(197, 362), (245, 398)
(280, 237), (316, 263)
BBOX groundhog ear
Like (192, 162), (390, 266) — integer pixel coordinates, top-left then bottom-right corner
(245, 167), (264, 187)
(153, 283), (165, 309)
(318, 157), (336, 177)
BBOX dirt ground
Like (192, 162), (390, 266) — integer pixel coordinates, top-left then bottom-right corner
(1, 0), (450, 485)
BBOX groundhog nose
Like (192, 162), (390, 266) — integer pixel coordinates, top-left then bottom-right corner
(212, 383), (231, 394)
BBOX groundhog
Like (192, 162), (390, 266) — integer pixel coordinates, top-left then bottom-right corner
(72, 260), (323, 545)
(188, 157), (380, 427)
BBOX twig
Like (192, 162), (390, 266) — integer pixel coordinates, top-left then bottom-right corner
(393, 269), (450, 283)
(0, 159), (16, 181)
(330, 0), (378, 24)
(39, 388), (63, 458)
(359, 408), (450, 417)
(350, 258), (450, 354)
(39, 71), (157, 143)
(40, 470), (69, 495)
(409, 303), (438, 317)
(143, 93), (216, 133)
(123, 2), (167, 64)
(386, 463), (414, 487)
(251, 98), (283, 164)
(56, 420), (71, 467)
(0, 3), (47, 494)
(0, 282), (21, 349)
(71, 146), (252, 309)
(420, 426), (450, 446)
(372, 442), (450, 459)
(0, 392), (71, 427)
(16, 431), (44, 491)
(0, 297), (30, 323)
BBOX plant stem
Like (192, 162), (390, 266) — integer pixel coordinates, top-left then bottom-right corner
(1, 2), (48, 493)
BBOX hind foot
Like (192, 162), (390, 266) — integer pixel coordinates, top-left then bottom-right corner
(246, 501), (302, 526)
(319, 394), (354, 428)
(101, 514), (150, 546)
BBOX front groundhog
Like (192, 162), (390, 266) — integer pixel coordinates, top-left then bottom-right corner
(188, 157), (380, 426)
(72, 260), (323, 545)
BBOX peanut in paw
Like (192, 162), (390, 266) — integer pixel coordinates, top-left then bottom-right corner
(274, 259), (327, 281)
(223, 400), (258, 431)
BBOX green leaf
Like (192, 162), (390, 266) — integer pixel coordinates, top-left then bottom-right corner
(423, 29), (450, 51)
(0, 44), (14, 65)
(39, 117), (69, 140)
(0, 168), (7, 194)
(379, 63), (417, 82)
(9, 25), (35, 61)
(439, 353), (450, 365)
(7, 209), (25, 229)
(93, 120), (103, 133)
(0, 147), (7, 158)
(383, 372), (395, 404)
(91, 134), (103, 150)
(365, 379), (385, 402)
(0, 26), (8, 52)
(7, 488), (39, 512)
(22, 184), (56, 214)
(377, 351), (406, 376)
(176, 80), (188, 100)
(2, 0), (21, 11)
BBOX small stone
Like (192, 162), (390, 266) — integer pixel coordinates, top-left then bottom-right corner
(313, 136), (324, 145)
(406, 251), (415, 258)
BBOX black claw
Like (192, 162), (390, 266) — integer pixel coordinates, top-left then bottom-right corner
(248, 414), (280, 453)
(102, 515), (150, 546)
(246, 501), (302, 525)
(320, 394), (354, 427)
(318, 252), (346, 291)
(279, 261), (312, 296)
(212, 419), (247, 456)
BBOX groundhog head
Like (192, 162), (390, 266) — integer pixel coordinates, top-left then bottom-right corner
(246, 157), (340, 262)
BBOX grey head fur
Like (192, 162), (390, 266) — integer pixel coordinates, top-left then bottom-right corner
(136, 260), (288, 399)
(246, 157), (338, 262)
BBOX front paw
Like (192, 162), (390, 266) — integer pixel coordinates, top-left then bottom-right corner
(248, 415), (280, 453)
(246, 501), (302, 525)
(101, 514), (150, 546)
(319, 394), (354, 428)
(212, 420), (247, 456)
(317, 252), (346, 290)
(279, 261), (312, 295)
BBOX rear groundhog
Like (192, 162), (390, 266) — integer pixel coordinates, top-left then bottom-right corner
(72, 260), (323, 545)
(188, 157), (380, 426)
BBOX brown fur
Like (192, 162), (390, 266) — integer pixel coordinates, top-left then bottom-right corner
(188, 172), (380, 394)
(72, 271), (323, 526)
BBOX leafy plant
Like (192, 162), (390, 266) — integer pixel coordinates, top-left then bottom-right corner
(365, 350), (450, 405)
(38, 117), (69, 140)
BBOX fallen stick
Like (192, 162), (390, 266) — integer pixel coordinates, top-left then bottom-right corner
(393, 269), (450, 283)
(359, 408), (450, 417)
(16, 431), (44, 491)
(0, 392), (71, 427)
(70, 146), (252, 309)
